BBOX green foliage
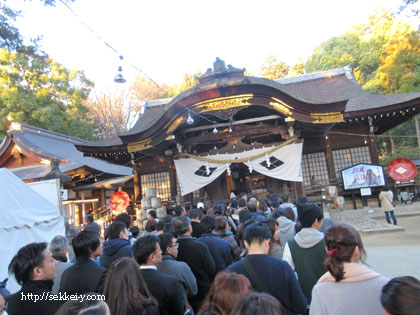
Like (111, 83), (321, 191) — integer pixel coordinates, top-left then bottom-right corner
(261, 55), (290, 79)
(0, 48), (95, 140)
(163, 72), (201, 97)
(260, 55), (305, 79)
(306, 10), (420, 94)
(379, 144), (420, 166)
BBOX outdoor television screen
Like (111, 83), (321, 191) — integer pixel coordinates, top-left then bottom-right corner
(341, 163), (386, 190)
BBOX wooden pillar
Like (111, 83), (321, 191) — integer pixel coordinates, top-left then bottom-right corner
(133, 167), (141, 202)
(81, 191), (86, 224)
(293, 181), (304, 200)
(169, 160), (178, 200)
(368, 127), (379, 164)
(324, 134), (336, 181)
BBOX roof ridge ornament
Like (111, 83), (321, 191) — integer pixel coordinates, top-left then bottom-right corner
(198, 57), (246, 84)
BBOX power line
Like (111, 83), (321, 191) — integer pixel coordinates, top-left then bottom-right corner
(57, 0), (218, 126)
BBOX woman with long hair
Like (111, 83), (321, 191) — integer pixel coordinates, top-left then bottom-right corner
(310, 224), (388, 315)
(197, 271), (252, 315)
(104, 257), (158, 315)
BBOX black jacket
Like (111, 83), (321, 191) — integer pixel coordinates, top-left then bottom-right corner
(176, 235), (215, 312)
(59, 257), (107, 294)
(140, 268), (186, 315)
(100, 238), (132, 270)
(6, 280), (62, 315)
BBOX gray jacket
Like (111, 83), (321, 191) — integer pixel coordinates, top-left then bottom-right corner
(157, 254), (198, 296)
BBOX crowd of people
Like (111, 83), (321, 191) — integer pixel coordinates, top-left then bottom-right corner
(2, 192), (420, 315)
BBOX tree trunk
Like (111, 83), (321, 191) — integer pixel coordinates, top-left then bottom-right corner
(390, 134), (396, 154)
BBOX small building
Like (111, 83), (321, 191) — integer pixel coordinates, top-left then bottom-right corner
(0, 122), (132, 227)
(76, 59), (420, 208)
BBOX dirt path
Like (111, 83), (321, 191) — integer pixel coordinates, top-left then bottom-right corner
(361, 216), (420, 279)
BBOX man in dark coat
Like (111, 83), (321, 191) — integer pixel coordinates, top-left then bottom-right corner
(134, 235), (187, 315)
(228, 223), (308, 315)
(173, 216), (216, 312)
(7, 242), (62, 315)
(59, 231), (107, 294)
(100, 221), (133, 270)
(197, 215), (232, 272)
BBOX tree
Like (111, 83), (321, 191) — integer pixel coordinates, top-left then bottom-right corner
(129, 75), (168, 111)
(84, 89), (138, 139)
(306, 9), (420, 163)
(0, 48), (95, 140)
(0, 1), (95, 140)
(163, 72), (201, 97)
(260, 55), (290, 79)
(306, 10), (420, 94)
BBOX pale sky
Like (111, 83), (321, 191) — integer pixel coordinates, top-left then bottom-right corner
(9, 0), (408, 92)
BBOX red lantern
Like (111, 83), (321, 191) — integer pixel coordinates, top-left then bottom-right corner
(109, 191), (130, 211)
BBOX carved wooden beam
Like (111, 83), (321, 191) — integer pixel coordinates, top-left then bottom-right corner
(180, 125), (288, 145)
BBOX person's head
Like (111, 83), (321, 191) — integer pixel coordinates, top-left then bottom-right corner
(184, 202), (192, 211)
(145, 219), (157, 232)
(200, 215), (216, 234)
(0, 293), (5, 315)
(115, 213), (131, 229)
(55, 293), (110, 315)
(239, 192), (247, 201)
(297, 195), (308, 204)
(247, 200), (258, 213)
(0, 278), (10, 300)
(129, 226), (140, 238)
(213, 204), (225, 216)
(163, 215), (173, 223)
(281, 194), (290, 203)
(174, 205), (186, 217)
(282, 207), (296, 222)
(8, 242), (57, 285)
(198, 271), (252, 315)
(215, 216), (228, 231)
(269, 208), (282, 220)
(173, 216), (191, 236)
(239, 209), (251, 223)
(158, 233), (178, 258)
(86, 214), (94, 224)
(238, 198), (247, 208)
(147, 210), (156, 220)
(73, 230), (102, 259)
(231, 292), (285, 315)
(106, 221), (129, 240)
(324, 224), (366, 282)
(156, 220), (165, 234)
(258, 200), (268, 212)
(49, 235), (69, 255)
(297, 203), (323, 229)
(260, 219), (280, 243)
(244, 223), (272, 251)
(188, 209), (202, 222)
(104, 258), (156, 315)
(381, 276), (420, 315)
(133, 235), (162, 266)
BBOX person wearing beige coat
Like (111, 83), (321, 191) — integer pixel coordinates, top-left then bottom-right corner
(379, 187), (397, 225)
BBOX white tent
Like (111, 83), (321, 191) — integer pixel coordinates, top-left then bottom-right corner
(0, 168), (65, 294)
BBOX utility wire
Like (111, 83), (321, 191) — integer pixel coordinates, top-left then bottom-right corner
(58, 0), (218, 126)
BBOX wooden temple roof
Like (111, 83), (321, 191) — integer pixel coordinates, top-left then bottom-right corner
(76, 60), (420, 163)
(0, 123), (132, 181)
